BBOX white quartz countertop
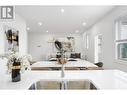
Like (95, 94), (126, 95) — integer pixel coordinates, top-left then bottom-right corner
(31, 60), (97, 68)
(0, 70), (127, 89)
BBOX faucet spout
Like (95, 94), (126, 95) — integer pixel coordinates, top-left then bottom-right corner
(61, 64), (65, 78)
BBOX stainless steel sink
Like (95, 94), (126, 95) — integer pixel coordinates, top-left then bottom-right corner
(66, 80), (97, 90)
(29, 80), (97, 90)
(36, 81), (60, 89)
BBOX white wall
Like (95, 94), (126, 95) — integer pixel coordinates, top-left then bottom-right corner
(83, 6), (127, 72)
(28, 32), (84, 61)
(0, 14), (28, 55)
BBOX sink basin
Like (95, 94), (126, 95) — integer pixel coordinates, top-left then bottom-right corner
(29, 80), (97, 90)
(66, 80), (97, 90)
(36, 81), (60, 89)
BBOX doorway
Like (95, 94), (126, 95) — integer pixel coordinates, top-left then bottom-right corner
(94, 34), (102, 63)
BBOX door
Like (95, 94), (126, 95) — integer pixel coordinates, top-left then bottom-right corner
(94, 34), (102, 63)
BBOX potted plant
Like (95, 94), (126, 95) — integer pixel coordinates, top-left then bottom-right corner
(4, 51), (32, 82)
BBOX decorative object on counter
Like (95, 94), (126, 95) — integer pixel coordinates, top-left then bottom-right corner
(1, 51), (32, 82)
(95, 62), (103, 67)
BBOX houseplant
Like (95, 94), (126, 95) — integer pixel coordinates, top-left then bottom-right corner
(4, 51), (32, 82)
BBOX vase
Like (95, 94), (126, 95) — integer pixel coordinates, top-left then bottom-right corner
(11, 62), (21, 82)
(12, 69), (20, 82)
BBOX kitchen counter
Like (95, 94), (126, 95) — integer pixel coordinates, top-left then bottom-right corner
(0, 70), (127, 89)
(31, 60), (97, 68)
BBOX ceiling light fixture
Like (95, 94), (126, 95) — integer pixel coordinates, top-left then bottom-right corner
(61, 8), (64, 13)
(38, 22), (42, 26)
(46, 30), (49, 33)
(82, 22), (86, 26)
(26, 27), (30, 30)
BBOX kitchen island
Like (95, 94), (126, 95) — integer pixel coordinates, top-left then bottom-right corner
(0, 70), (127, 89)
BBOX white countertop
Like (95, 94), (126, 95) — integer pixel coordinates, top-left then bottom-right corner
(31, 60), (97, 68)
(0, 70), (127, 89)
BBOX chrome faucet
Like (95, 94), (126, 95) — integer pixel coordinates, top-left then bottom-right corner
(61, 63), (65, 78)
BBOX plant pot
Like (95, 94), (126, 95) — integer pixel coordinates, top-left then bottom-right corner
(12, 69), (21, 82)
(11, 61), (21, 82)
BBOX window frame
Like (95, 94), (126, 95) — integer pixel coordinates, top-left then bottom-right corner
(115, 18), (127, 64)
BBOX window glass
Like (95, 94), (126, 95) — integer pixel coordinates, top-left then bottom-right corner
(117, 43), (127, 61)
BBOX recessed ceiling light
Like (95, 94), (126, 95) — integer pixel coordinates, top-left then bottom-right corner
(82, 22), (86, 26)
(75, 30), (79, 33)
(46, 30), (49, 33)
(26, 27), (30, 30)
(38, 22), (42, 26)
(61, 8), (64, 13)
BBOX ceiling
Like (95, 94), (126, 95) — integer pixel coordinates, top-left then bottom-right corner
(15, 6), (116, 34)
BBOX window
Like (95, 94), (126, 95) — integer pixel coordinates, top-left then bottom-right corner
(116, 17), (127, 61)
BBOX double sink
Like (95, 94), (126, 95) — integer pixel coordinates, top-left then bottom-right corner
(29, 80), (97, 90)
